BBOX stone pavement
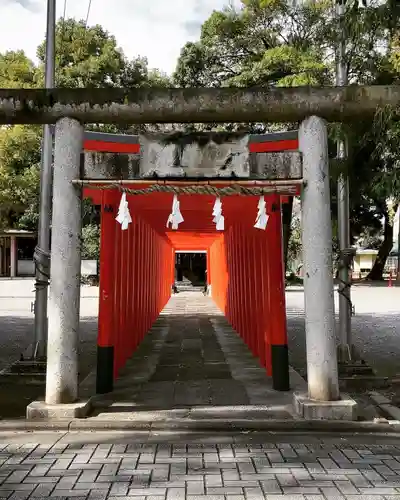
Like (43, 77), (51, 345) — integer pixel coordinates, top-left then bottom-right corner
(82, 293), (305, 420)
(1, 430), (400, 498)
(2, 280), (400, 419)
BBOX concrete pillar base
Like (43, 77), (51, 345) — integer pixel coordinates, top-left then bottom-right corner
(26, 399), (92, 420)
(293, 392), (357, 421)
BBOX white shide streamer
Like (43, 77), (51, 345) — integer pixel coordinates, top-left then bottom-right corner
(166, 194), (184, 230)
(212, 197), (225, 231)
(254, 196), (269, 230)
(115, 192), (132, 230)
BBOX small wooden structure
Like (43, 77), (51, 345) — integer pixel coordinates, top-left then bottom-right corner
(0, 229), (36, 278)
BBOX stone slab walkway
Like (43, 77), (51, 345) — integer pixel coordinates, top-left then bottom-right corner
(81, 293), (305, 421)
(1, 431), (400, 498)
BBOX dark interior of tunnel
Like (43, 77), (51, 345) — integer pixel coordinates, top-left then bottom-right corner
(175, 252), (207, 287)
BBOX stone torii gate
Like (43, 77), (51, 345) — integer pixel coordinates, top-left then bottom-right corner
(1, 86), (396, 420)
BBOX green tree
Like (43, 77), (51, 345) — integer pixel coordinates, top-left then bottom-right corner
(36, 19), (126, 88)
(81, 224), (100, 260)
(0, 18), (169, 237)
(174, 0), (399, 277)
(0, 125), (42, 230)
(174, 0), (331, 88)
(0, 50), (39, 88)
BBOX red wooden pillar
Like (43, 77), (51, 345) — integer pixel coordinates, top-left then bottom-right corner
(150, 229), (155, 324)
(96, 190), (116, 394)
(224, 230), (232, 323)
(157, 238), (161, 310)
(267, 194), (290, 390)
(221, 235), (228, 311)
(256, 231), (264, 363)
(265, 224), (273, 375)
(149, 229), (152, 325)
(145, 224), (151, 333)
(134, 217), (141, 349)
(230, 228), (237, 331)
(206, 247), (211, 295)
(232, 226), (240, 335)
(126, 214), (133, 355)
(128, 216), (135, 355)
(134, 217), (140, 345)
(247, 230), (257, 356)
(138, 218), (145, 340)
(146, 225), (151, 333)
(145, 226), (150, 332)
(258, 230), (270, 373)
(241, 225), (250, 349)
(171, 247), (175, 294)
(123, 224), (130, 366)
(120, 226), (126, 366)
(113, 213), (122, 378)
(249, 230), (259, 359)
(238, 224), (248, 345)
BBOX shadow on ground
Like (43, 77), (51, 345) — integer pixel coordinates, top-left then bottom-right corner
(0, 317), (97, 419)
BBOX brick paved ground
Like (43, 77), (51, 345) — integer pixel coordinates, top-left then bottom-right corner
(1, 431), (400, 498)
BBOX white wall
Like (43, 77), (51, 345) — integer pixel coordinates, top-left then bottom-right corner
(17, 259), (98, 277)
(17, 260), (35, 276)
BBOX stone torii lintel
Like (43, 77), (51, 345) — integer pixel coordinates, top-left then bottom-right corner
(0, 86), (399, 125)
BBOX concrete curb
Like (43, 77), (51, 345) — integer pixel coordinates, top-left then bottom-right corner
(369, 391), (400, 420)
(68, 418), (400, 432)
(2, 418), (400, 433)
(0, 420), (71, 431)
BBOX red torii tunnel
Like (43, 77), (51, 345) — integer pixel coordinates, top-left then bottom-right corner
(82, 130), (300, 395)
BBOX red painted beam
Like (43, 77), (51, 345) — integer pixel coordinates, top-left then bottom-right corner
(84, 139), (140, 154)
(248, 139), (298, 153)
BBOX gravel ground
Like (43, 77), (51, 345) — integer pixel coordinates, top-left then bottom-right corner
(0, 279), (98, 418)
(1, 279), (400, 418)
(286, 284), (400, 378)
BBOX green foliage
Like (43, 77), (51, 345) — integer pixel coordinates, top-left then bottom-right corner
(36, 19), (125, 88)
(0, 50), (39, 88)
(81, 224), (100, 260)
(0, 18), (168, 234)
(174, 0), (331, 88)
(173, 0), (400, 277)
(0, 126), (42, 230)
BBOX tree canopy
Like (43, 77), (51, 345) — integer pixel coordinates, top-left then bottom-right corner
(0, 17), (171, 239)
(2, 4), (400, 277)
(173, 0), (400, 278)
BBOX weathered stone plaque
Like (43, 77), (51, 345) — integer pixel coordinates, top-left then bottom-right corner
(82, 132), (302, 181)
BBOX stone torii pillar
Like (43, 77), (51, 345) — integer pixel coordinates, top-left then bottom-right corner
(27, 117), (91, 419)
(294, 115), (357, 420)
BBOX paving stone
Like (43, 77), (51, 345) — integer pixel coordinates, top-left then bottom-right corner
(89, 294), (295, 418)
(3, 436), (400, 498)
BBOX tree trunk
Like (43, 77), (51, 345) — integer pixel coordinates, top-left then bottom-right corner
(366, 204), (398, 280)
(282, 196), (294, 272)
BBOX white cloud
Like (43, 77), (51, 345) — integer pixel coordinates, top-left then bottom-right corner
(0, 0), (241, 75)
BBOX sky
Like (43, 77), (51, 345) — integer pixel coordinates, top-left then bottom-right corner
(0, 0), (241, 75)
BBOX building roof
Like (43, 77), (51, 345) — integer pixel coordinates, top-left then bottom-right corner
(0, 229), (36, 237)
(356, 249), (379, 255)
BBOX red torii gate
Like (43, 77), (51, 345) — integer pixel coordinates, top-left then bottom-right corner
(82, 130), (300, 395)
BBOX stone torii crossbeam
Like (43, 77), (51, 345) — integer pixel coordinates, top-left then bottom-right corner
(11, 85), (387, 421)
(0, 86), (399, 124)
